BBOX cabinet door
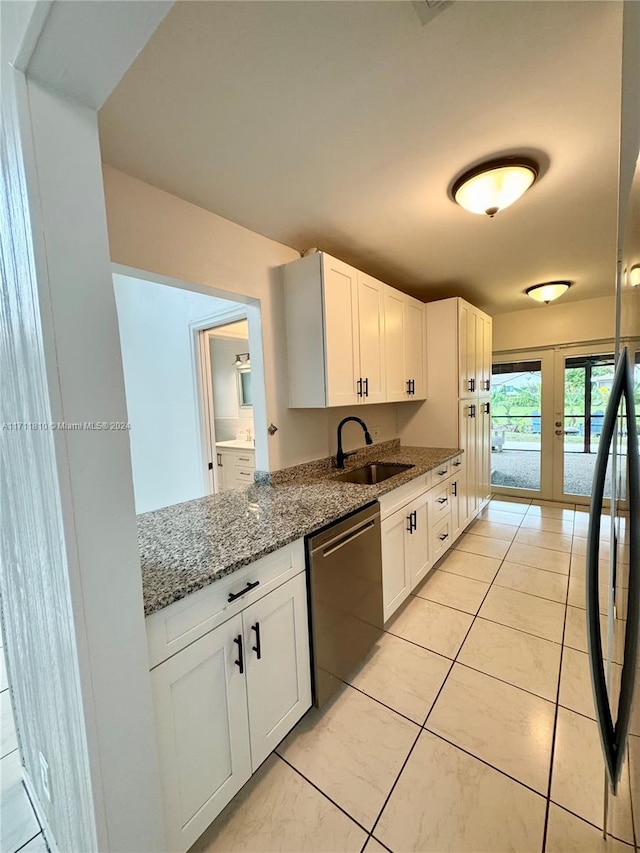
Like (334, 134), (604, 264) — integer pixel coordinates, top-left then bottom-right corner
(322, 255), (360, 407)
(381, 508), (410, 622)
(243, 573), (312, 770)
(151, 614), (251, 852)
(405, 297), (427, 400)
(357, 272), (386, 404)
(406, 493), (431, 589)
(458, 301), (477, 398)
(478, 399), (492, 510)
(449, 465), (466, 541)
(478, 313), (493, 393)
(216, 451), (226, 491)
(459, 399), (478, 522)
(384, 287), (407, 402)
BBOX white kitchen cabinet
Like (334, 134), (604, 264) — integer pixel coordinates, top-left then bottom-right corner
(243, 572), (311, 769)
(478, 398), (492, 507)
(459, 299), (478, 398)
(459, 398), (479, 523)
(283, 252), (426, 407)
(150, 562), (311, 852)
(381, 492), (430, 622)
(449, 457), (465, 541)
(384, 287), (427, 402)
(151, 613), (251, 853)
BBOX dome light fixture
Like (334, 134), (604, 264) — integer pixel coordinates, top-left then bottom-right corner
(629, 265), (640, 287)
(526, 281), (572, 304)
(452, 156), (539, 217)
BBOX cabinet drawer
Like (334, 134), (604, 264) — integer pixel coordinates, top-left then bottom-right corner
(431, 516), (452, 563)
(430, 481), (452, 522)
(233, 468), (255, 483)
(432, 461), (452, 483)
(450, 454), (464, 473)
(233, 453), (255, 468)
(379, 471), (432, 519)
(146, 540), (305, 668)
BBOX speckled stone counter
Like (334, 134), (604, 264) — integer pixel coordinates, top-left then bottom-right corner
(139, 443), (461, 616)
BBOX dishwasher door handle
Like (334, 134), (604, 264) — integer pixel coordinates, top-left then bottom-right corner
(320, 520), (377, 558)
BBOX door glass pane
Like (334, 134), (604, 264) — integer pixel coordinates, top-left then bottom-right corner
(563, 354), (615, 497)
(491, 360), (542, 491)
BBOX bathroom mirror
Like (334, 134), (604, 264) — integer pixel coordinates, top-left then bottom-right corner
(237, 365), (253, 409)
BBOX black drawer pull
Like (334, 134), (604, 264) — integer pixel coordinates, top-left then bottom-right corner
(233, 635), (244, 674)
(437, 469), (447, 476)
(228, 580), (260, 602)
(437, 497), (448, 504)
(453, 460), (462, 467)
(251, 622), (262, 660)
(439, 533), (449, 542)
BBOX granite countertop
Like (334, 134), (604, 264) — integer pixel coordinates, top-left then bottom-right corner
(139, 443), (461, 617)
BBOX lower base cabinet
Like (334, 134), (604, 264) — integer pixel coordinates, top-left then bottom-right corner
(151, 571), (311, 852)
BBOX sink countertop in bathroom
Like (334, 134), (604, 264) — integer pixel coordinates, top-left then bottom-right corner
(138, 441), (462, 617)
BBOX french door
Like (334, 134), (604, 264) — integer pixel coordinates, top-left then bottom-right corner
(491, 345), (637, 504)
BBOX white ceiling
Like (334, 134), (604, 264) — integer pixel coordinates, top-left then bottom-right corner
(98, 0), (624, 315)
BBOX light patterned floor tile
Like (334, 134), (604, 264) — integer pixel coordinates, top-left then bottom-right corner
(562, 606), (623, 664)
(458, 618), (561, 701)
(426, 664), (555, 793)
(479, 586), (565, 643)
(479, 508), (526, 526)
(515, 528), (573, 553)
(435, 549), (501, 583)
(17, 835), (48, 853)
(190, 754), (367, 852)
(386, 595), (473, 659)
(0, 750), (40, 853)
(489, 498), (530, 513)
(277, 685), (417, 830)
(466, 519), (519, 541)
(520, 514), (575, 535)
(569, 553), (617, 588)
(454, 532), (510, 560)
(413, 570), (489, 615)
(1, 692), (17, 759)
(567, 573), (610, 614)
(375, 730), (546, 853)
(526, 504), (575, 521)
(362, 837), (387, 853)
(348, 632), (450, 724)
(494, 561), (568, 604)
(551, 707), (634, 844)
(545, 803), (632, 852)
(572, 536), (628, 563)
(506, 542), (570, 575)
(558, 647), (597, 720)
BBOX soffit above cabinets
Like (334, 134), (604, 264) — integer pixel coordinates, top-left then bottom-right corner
(99, 1), (623, 315)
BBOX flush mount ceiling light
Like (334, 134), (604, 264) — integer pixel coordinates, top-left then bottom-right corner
(452, 157), (539, 217)
(526, 281), (572, 304)
(630, 265), (640, 287)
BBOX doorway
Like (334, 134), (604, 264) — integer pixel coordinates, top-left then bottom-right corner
(491, 344), (637, 505)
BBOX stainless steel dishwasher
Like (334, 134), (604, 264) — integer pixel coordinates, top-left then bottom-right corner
(306, 501), (383, 707)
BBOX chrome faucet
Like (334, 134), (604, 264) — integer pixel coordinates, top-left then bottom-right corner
(336, 416), (373, 469)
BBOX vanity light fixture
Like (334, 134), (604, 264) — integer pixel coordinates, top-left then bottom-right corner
(630, 265), (640, 287)
(233, 353), (250, 367)
(526, 281), (571, 304)
(452, 156), (539, 217)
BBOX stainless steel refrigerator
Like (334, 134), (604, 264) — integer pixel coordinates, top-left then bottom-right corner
(586, 1), (640, 837)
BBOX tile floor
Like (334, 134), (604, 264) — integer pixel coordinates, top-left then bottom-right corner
(0, 640), (48, 853)
(194, 497), (638, 853)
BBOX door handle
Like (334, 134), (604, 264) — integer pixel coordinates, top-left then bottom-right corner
(469, 405), (476, 418)
(233, 635), (244, 674)
(468, 378), (475, 392)
(406, 379), (412, 394)
(364, 377), (369, 397)
(357, 378), (363, 398)
(452, 481), (458, 497)
(586, 347), (640, 791)
(406, 510), (416, 533)
(251, 622), (262, 660)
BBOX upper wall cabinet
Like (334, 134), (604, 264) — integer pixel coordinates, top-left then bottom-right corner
(459, 299), (492, 398)
(384, 286), (426, 402)
(283, 252), (426, 408)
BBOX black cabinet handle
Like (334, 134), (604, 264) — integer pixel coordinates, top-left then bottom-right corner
(217, 453), (223, 466)
(406, 510), (417, 533)
(484, 402), (491, 415)
(364, 377), (369, 397)
(468, 378), (475, 392)
(233, 635), (244, 674)
(452, 481), (458, 497)
(484, 379), (491, 391)
(406, 379), (412, 394)
(437, 469), (447, 476)
(437, 497), (448, 505)
(453, 460), (462, 467)
(469, 405), (476, 419)
(357, 378), (363, 398)
(228, 580), (260, 603)
(439, 533), (449, 542)
(251, 622), (262, 660)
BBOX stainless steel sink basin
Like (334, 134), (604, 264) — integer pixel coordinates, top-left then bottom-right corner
(332, 462), (414, 485)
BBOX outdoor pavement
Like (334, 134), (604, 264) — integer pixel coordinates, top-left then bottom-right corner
(491, 449), (613, 496)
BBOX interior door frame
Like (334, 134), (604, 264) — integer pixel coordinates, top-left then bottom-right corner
(490, 349), (555, 501)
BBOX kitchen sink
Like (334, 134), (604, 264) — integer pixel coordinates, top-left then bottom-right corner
(332, 462), (414, 485)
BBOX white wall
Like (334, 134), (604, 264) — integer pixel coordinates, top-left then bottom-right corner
(113, 273), (237, 513)
(492, 295), (617, 352)
(104, 167), (401, 469)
